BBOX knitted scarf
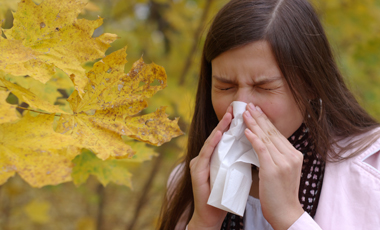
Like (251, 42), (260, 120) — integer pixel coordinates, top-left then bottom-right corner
(220, 123), (325, 230)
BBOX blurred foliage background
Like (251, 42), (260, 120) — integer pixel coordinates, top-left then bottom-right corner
(0, 0), (379, 229)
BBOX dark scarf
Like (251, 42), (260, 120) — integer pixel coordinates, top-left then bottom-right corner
(220, 123), (325, 230)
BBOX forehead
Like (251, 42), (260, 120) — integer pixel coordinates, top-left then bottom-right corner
(211, 41), (282, 82)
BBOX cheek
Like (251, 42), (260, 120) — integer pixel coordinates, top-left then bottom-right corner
(262, 101), (303, 137)
(212, 95), (231, 121)
(259, 104), (278, 124)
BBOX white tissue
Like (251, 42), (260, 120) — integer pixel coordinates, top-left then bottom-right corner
(207, 101), (260, 217)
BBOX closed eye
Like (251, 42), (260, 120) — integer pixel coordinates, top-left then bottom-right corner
(258, 86), (280, 91)
(221, 87), (233, 90)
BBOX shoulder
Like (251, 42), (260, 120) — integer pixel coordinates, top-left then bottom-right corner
(332, 126), (380, 161)
(355, 127), (380, 174)
(315, 127), (380, 228)
(329, 127), (380, 174)
(166, 163), (191, 230)
(168, 163), (186, 186)
(167, 163), (186, 196)
(325, 127), (380, 186)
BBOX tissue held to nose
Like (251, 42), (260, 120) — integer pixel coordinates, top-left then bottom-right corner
(207, 101), (260, 217)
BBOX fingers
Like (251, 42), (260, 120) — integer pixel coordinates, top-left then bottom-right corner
(188, 105), (234, 229)
(244, 128), (275, 167)
(199, 112), (232, 161)
(243, 103), (303, 167)
(243, 107), (282, 167)
(243, 103), (304, 229)
(247, 104), (290, 150)
(227, 103), (234, 119)
(191, 108), (233, 171)
(246, 104), (296, 151)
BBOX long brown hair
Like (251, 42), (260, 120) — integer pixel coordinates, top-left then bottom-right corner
(158, 0), (380, 229)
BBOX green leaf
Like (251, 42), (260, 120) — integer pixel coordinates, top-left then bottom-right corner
(71, 143), (157, 188)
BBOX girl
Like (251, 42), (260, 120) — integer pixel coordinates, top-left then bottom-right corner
(159, 0), (380, 229)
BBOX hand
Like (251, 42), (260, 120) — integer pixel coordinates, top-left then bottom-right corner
(243, 103), (304, 230)
(188, 106), (233, 230)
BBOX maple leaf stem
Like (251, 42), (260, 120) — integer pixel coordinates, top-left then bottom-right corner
(16, 106), (61, 116)
(0, 86), (8, 90)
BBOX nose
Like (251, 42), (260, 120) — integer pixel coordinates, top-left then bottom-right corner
(234, 88), (252, 104)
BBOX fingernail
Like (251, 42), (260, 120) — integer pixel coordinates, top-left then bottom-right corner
(256, 106), (263, 114)
(249, 103), (256, 111)
(245, 128), (252, 134)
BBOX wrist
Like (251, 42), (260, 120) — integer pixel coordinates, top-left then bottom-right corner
(271, 205), (304, 230)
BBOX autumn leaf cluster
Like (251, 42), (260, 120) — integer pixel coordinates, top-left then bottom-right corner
(0, 0), (182, 188)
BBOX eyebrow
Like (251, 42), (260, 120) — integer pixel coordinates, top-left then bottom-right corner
(212, 75), (282, 85)
(254, 76), (282, 85)
(212, 75), (238, 84)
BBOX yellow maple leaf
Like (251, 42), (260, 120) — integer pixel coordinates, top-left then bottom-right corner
(0, 0), (117, 95)
(4, 70), (74, 113)
(57, 113), (134, 160)
(124, 106), (183, 145)
(0, 39), (56, 83)
(57, 47), (183, 160)
(0, 0), (19, 20)
(67, 47), (167, 113)
(0, 91), (19, 124)
(5, 74), (67, 105)
(0, 76), (67, 114)
(0, 112), (79, 187)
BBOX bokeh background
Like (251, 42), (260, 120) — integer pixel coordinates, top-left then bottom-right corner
(0, 0), (379, 229)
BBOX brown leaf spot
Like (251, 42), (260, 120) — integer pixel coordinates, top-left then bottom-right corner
(145, 119), (154, 127)
(40, 22), (46, 29)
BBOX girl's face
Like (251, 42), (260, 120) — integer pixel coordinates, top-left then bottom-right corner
(211, 40), (304, 138)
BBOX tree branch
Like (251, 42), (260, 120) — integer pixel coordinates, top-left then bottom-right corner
(96, 184), (106, 230)
(126, 153), (164, 230)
